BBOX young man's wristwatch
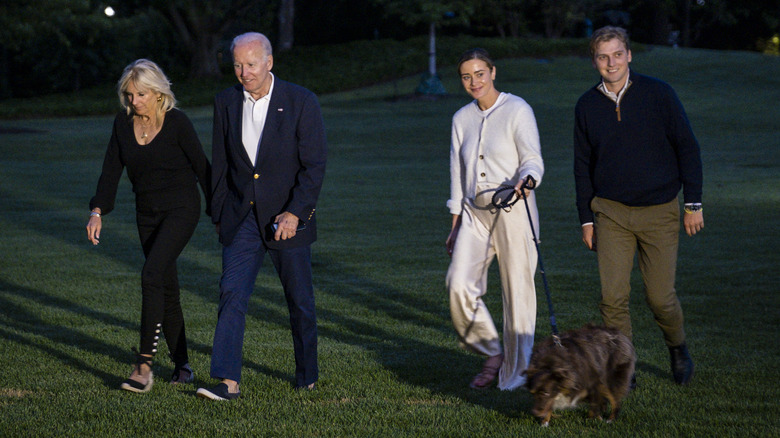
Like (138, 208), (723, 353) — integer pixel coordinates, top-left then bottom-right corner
(684, 203), (702, 214)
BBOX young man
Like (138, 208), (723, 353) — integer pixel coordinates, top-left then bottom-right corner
(197, 32), (327, 400)
(573, 26), (703, 385)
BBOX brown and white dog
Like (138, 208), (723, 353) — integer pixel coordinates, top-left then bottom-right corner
(523, 325), (636, 427)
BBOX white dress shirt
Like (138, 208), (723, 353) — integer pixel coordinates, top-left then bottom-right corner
(241, 73), (275, 166)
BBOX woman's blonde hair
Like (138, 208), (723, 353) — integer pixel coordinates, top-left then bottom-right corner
(117, 59), (176, 126)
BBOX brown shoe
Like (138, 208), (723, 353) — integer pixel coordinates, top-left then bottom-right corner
(469, 354), (503, 389)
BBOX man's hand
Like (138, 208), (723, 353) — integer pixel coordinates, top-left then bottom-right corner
(684, 211), (704, 236)
(582, 223), (596, 251)
(274, 211), (301, 241)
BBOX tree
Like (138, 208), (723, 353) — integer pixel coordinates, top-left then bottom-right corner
(372, 0), (475, 94)
(685, 0), (780, 50)
(144, 0), (276, 79)
(536, 0), (621, 38)
(474, 0), (528, 38)
(623, 0), (780, 50)
(0, 0), (88, 97)
(0, 0), (151, 98)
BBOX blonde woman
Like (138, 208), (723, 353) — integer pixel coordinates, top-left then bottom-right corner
(86, 59), (211, 393)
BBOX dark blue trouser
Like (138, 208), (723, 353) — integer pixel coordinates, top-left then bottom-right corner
(210, 212), (318, 387)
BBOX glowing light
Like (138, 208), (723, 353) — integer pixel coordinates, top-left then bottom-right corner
(104, 6), (115, 17)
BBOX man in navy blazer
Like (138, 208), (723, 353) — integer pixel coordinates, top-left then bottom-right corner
(197, 32), (326, 401)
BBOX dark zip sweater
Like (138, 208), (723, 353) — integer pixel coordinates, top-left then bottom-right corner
(574, 71), (703, 225)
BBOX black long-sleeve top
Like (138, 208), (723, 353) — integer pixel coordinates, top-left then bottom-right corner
(90, 108), (211, 215)
(574, 71), (703, 225)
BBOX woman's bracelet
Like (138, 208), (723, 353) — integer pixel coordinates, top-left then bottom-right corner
(90, 211), (101, 218)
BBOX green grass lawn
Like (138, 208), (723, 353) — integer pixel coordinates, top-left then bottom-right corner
(1, 46), (778, 437)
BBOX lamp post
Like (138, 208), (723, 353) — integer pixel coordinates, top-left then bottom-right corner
(415, 12), (453, 96)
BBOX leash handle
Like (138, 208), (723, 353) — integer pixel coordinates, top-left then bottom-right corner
(490, 176), (537, 211)
(521, 175), (537, 191)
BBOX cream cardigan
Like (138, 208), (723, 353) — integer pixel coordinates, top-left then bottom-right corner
(447, 92), (544, 215)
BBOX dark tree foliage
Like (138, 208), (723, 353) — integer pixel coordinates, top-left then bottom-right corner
(140, 0), (277, 78)
(685, 0), (780, 50)
(0, 0), (177, 98)
(620, 0), (780, 50)
(1, 0), (777, 99)
(294, 0), (391, 44)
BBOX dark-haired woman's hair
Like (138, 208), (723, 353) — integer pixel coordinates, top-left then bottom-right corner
(457, 48), (494, 74)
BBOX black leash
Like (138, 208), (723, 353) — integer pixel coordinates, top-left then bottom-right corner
(491, 177), (560, 341)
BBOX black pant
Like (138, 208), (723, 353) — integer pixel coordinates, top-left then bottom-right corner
(135, 187), (201, 367)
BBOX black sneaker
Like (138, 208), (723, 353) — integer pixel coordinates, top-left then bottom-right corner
(196, 383), (240, 400)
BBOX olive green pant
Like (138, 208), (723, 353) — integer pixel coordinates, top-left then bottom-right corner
(591, 197), (686, 347)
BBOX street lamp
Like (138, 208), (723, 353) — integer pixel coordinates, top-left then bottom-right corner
(415, 11), (454, 96)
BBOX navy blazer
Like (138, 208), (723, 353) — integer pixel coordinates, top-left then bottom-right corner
(211, 80), (327, 248)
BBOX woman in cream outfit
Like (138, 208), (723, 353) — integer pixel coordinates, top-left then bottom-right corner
(446, 48), (544, 390)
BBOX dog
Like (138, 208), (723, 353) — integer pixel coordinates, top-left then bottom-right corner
(523, 325), (636, 427)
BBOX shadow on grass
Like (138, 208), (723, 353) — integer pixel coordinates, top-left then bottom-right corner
(0, 126), (47, 134)
(635, 361), (667, 382)
(1, 242), (532, 418)
(307, 255), (535, 418)
(0, 279), (128, 387)
(0, 184), (533, 419)
(0, 276), (301, 394)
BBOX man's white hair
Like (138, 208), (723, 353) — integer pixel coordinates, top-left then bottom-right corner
(231, 32), (273, 58)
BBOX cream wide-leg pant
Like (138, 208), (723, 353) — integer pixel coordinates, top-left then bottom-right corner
(447, 186), (539, 390)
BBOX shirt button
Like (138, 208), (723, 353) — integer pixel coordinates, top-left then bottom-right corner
(479, 155), (484, 159)
(480, 172), (486, 177)
(254, 174), (260, 179)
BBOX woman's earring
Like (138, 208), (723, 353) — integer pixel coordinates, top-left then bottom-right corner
(157, 96), (162, 102)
